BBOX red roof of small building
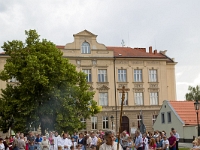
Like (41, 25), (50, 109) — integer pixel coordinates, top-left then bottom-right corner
(106, 46), (167, 58)
(169, 101), (199, 125)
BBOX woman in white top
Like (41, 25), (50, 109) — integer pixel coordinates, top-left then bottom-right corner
(0, 138), (5, 150)
(162, 136), (169, 150)
(99, 131), (122, 150)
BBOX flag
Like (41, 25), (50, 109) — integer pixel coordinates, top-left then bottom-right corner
(139, 110), (146, 134)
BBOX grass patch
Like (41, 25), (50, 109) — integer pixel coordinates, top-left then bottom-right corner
(179, 148), (190, 150)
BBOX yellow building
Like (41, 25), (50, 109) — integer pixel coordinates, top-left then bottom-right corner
(57, 30), (177, 133)
(0, 30), (177, 134)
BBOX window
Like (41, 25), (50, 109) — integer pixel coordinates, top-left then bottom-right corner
(91, 117), (97, 130)
(161, 113), (165, 123)
(134, 93), (143, 105)
(149, 69), (157, 82)
(99, 93), (108, 106)
(98, 69), (107, 82)
(81, 42), (90, 54)
(134, 69), (142, 82)
(102, 116), (109, 129)
(118, 69), (127, 82)
(150, 92), (158, 105)
(82, 69), (92, 82)
(137, 115), (142, 129)
(9, 77), (18, 82)
(119, 92), (128, 106)
(80, 118), (86, 130)
(152, 115), (158, 124)
(167, 112), (171, 123)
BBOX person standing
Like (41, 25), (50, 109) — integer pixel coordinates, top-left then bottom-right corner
(134, 130), (143, 150)
(13, 134), (19, 150)
(27, 132), (35, 150)
(120, 131), (128, 150)
(41, 136), (49, 150)
(99, 130), (122, 150)
(57, 133), (72, 150)
(53, 132), (60, 150)
(168, 132), (176, 150)
(17, 134), (26, 150)
(171, 128), (180, 150)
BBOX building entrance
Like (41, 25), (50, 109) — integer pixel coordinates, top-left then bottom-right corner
(121, 116), (129, 134)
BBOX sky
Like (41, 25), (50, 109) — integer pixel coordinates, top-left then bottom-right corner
(0, 0), (200, 100)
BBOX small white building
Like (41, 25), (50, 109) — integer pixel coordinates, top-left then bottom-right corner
(153, 100), (199, 142)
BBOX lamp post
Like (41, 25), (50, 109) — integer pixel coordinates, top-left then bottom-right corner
(110, 115), (114, 130)
(194, 99), (200, 136)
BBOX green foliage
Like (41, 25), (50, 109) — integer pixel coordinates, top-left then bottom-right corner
(0, 30), (101, 134)
(185, 85), (200, 101)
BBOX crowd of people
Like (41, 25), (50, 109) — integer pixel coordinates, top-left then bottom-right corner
(0, 127), (191, 150)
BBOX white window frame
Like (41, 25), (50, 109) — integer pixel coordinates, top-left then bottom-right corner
(119, 92), (128, 106)
(81, 42), (90, 54)
(102, 116), (109, 129)
(82, 69), (92, 82)
(91, 116), (97, 130)
(98, 69), (107, 82)
(149, 69), (157, 82)
(150, 92), (158, 105)
(80, 118), (86, 129)
(152, 115), (158, 125)
(134, 69), (142, 82)
(9, 77), (18, 82)
(118, 69), (127, 82)
(99, 93), (108, 106)
(134, 92), (143, 105)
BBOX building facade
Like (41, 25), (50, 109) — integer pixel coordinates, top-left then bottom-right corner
(0, 30), (177, 134)
(153, 100), (198, 142)
(57, 30), (177, 134)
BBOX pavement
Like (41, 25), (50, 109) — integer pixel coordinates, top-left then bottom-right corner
(179, 142), (193, 148)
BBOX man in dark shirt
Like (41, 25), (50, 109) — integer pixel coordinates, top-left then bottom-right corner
(168, 132), (176, 150)
(27, 132), (35, 150)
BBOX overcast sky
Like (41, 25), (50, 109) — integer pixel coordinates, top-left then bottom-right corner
(0, 0), (200, 100)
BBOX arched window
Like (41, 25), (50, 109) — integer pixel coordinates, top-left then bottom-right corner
(81, 42), (90, 54)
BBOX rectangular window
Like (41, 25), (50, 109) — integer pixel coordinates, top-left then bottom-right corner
(149, 70), (157, 82)
(9, 77), (18, 82)
(134, 93), (143, 105)
(167, 112), (171, 123)
(99, 93), (108, 106)
(82, 69), (92, 82)
(152, 115), (158, 125)
(137, 115), (142, 129)
(91, 117), (97, 130)
(102, 116), (109, 129)
(118, 69), (127, 82)
(98, 69), (107, 82)
(119, 92), (128, 106)
(161, 113), (165, 123)
(134, 69), (142, 82)
(80, 118), (86, 130)
(150, 92), (158, 105)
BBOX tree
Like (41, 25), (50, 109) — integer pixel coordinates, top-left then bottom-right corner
(185, 85), (200, 101)
(0, 30), (101, 134)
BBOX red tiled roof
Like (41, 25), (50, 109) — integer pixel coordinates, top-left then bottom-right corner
(56, 45), (65, 49)
(106, 46), (167, 58)
(169, 101), (199, 125)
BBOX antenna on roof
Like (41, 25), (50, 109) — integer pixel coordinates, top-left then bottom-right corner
(121, 39), (125, 47)
(155, 39), (157, 49)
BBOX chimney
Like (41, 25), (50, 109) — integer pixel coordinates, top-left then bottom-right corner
(149, 46), (152, 53)
(154, 50), (157, 54)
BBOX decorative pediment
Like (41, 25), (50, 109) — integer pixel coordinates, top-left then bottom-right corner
(97, 85), (110, 90)
(73, 30), (97, 37)
(89, 85), (94, 91)
(133, 88), (145, 92)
